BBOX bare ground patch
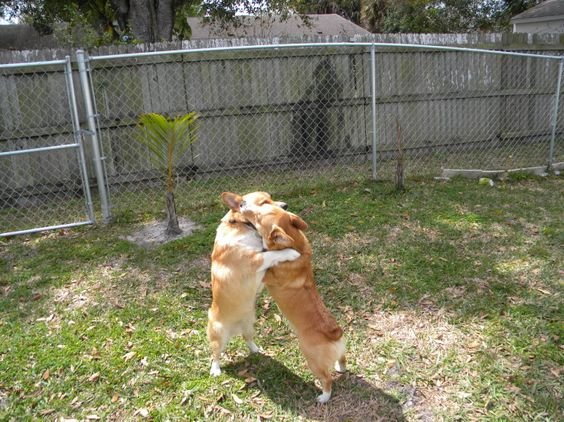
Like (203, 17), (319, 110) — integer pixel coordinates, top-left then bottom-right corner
(301, 373), (406, 421)
(122, 217), (201, 248)
(358, 309), (486, 420)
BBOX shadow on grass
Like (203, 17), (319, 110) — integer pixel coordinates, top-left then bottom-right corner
(224, 354), (405, 421)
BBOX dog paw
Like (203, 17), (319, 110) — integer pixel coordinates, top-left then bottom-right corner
(316, 392), (331, 404)
(335, 361), (347, 373)
(247, 342), (263, 354)
(284, 249), (301, 262)
(210, 362), (222, 377)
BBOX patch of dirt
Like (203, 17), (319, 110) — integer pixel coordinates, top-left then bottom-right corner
(359, 309), (486, 420)
(123, 218), (201, 248)
(53, 283), (92, 311)
(384, 222), (440, 244)
(190, 256), (211, 270)
(302, 373), (405, 421)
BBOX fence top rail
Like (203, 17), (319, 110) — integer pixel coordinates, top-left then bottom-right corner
(0, 58), (67, 70)
(87, 42), (564, 62)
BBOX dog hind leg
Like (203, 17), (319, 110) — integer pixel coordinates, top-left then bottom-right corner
(335, 354), (347, 373)
(313, 367), (333, 404)
(305, 356), (333, 403)
(207, 319), (228, 376)
(242, 314), (262, 354)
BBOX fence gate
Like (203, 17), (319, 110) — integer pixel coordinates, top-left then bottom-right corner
(0, 57), (94, 237)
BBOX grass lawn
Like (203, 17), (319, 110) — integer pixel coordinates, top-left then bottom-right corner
(0, 176), (562, 421)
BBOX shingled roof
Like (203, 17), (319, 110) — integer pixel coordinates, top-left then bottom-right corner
(186, 14), (371, 39)
(511, 0), (564, 22)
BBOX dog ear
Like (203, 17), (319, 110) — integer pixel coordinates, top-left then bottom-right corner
(221, 192), (243, 211)
(290, 214), (308, 231)
(269, 224), (294, 247)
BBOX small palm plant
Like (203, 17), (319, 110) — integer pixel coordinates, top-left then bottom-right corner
(136, 112), (199, 236)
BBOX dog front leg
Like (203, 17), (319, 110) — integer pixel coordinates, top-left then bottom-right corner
(256, 249), (300, 272)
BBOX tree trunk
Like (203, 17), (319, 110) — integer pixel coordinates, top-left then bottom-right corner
(165, 191), (182, 236)
(119, 0), (176, 43)
(127, 0), (155, 42)
(156, 0), (175, 41)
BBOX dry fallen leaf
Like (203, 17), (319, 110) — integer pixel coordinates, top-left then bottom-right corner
(123, 351), (136, 362)
(37, 314), (55, 322)
(42, 369), (50, 381)
(137, 408), (149, 418)
(111, 393), (119, 403)
(232, 394), (243, 405)
(213, 405), (231, 415)
(367, 324), (384, 336)
(549, 367), (561, 378)
(88, 372), (100, 382)
(534, 287), (552, 295)
(39, 409), (55, 416)
(180, 395), (190, 406)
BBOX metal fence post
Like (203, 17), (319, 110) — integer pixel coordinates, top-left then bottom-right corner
(64, 56), (95, 224)
(370, 44), (378, 180)
(549, 58), (564, 171)
(76, 49), (111, 223)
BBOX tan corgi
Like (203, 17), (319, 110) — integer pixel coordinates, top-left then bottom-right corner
(238, 200), (346, 403)
(207, 192), (300, 377)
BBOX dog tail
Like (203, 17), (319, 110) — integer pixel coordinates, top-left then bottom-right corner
(323, 321), (343, 341)
(324, 325), (343, 342)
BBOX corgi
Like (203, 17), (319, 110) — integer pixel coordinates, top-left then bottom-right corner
(238, 199), (346, 403)
(207, 192), (300, 377)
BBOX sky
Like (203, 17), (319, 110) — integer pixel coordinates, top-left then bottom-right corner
(0, 5), (18, 24)
(0, 16), (20, 24)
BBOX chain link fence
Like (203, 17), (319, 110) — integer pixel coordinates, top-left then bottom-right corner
(372, 46), (563, 179)
(87, 45), (373, 218)
(1, 43), (562, 236)
(0, 58), (94, 237)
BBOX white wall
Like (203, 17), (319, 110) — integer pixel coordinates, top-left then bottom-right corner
(513, 19), (564, 34)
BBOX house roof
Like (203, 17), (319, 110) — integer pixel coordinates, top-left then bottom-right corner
(186, 14), (371, 39)
(511, 0), (564, 22)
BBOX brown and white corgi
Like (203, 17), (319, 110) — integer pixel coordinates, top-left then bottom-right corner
(207, 192), (300, 377)
(239, 199), (346, 403)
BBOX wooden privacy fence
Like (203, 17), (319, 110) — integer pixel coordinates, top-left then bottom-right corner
(88, 45), (562, 175)
(1, 43), (563, 235)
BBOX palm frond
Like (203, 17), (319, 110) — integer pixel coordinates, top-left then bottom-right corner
(135, 112), (199, 169)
